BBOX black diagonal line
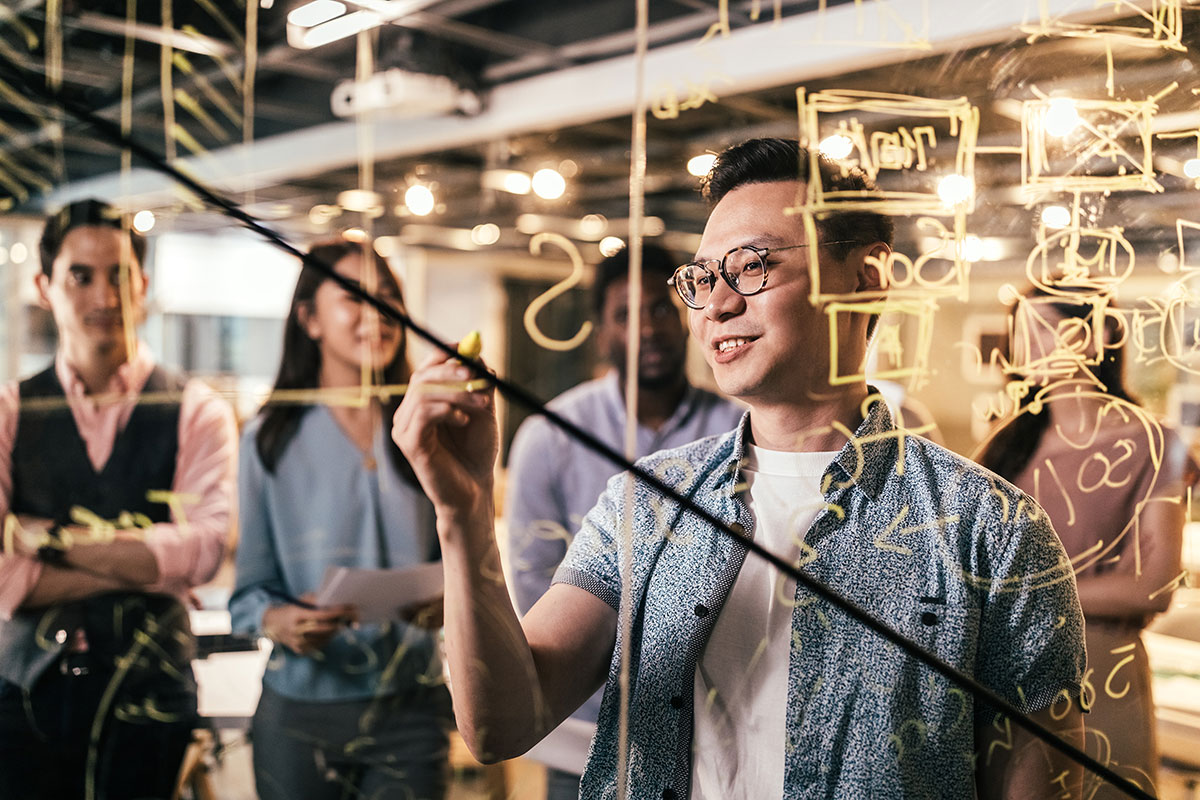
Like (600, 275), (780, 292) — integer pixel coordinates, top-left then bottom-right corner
(0, 54), (1152, 800)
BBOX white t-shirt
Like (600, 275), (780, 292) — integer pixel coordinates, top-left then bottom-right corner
(691, 445), (838, 800)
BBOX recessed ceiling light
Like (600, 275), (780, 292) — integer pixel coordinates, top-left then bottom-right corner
(687, 153), (717, 177)
(1041, 205), (1071, 229)
(132, 210), (156, 233)
(599, 236), (625, 257)
(532, 168), (566, 200)
(818, 134), (854, 160)
(405, 185), (435, 216)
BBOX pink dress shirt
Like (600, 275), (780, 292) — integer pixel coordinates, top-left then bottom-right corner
(0, 345), (237, 618)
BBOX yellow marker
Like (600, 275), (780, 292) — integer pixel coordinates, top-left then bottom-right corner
(455, 331), (488, 392)
(457, 330), (482, 360)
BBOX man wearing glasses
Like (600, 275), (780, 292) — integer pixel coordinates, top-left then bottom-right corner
(392, 137), (1086, 799)
(506, 243), (743, 800)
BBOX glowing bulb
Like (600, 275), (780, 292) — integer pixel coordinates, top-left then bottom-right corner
(288, 0), (346, 28)
(579, 214), (607, 239)
(9, 242), (27, 264)
(1158, 250), (1181, 274)
(502, 171), (531, 195)
(132, 210), (155, 233)
(532, 168), (566, 200)
(818, 134), (854, 160)
(404, 184), (435, 216)
(1041, 205), (1071, 229)
(471, 223), (500, 246)
(337, 189), (382, 214)
(687, 153), (717, 177)
(1184, 158), (1200, 179)
(1044, 98), (1082, 137)
(343, 227), (367, 242)
(599, 236), (625, 257)
(937, 174), (973, 208)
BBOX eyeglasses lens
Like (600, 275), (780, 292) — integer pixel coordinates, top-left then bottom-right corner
(724, 247), (766, 294)
(675, 264), (711, 308)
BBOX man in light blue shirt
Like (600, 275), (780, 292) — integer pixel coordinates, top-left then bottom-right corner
(506, 244), (743, 798)
(392, 138), (1086, 799)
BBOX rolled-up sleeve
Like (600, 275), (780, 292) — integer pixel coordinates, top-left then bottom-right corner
(0, 382), (43, 620)
(552, 471), (625, 613)
(142, 380), (237, 592)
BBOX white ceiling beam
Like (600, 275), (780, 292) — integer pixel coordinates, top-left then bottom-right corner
(44, 0), (1139, 211)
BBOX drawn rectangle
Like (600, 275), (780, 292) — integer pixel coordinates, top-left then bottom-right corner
(1021, 0), (1185, 51)
(1022, 97), (1161, 194)
(827, 298), (936, 388)
(796, 88), (979, 216)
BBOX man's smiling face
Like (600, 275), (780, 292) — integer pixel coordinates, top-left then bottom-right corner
(689, 180), (866, 408)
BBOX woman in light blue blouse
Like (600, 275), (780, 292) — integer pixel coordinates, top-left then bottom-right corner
(230, 240), (450, 800)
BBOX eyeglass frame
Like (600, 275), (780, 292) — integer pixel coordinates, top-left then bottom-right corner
(666, 239), (861, 309)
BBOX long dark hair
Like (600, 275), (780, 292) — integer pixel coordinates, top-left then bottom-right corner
(256, 239), (416, 482)
(977, 286), (1139, 481)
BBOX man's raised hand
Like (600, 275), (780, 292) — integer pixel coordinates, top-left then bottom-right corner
(391, 346), (498, 518)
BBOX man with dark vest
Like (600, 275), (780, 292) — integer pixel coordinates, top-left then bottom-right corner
(0, 199), (237, 799)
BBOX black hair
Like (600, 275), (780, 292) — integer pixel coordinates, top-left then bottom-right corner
(976, 286), (1138, 481)
(256, 239), (417, 484)
(40, 198), (147, 277)
(701, 137), (894, 261)
(591, 242), (679, 318)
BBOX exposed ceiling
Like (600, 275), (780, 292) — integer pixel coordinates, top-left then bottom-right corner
(1, 0), (1199, 268)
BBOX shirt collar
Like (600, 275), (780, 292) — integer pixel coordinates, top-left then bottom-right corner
(55, 342), (155, 399)
(725, 388), (897, 501)
(825, 390), (898, 500)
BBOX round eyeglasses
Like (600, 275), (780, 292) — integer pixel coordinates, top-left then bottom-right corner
(666, 240), (859, 309)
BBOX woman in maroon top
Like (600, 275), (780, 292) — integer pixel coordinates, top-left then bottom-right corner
(977, 287), (1193, 799)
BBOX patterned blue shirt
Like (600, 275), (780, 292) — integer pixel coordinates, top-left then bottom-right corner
(506, 371), (744, 726)
(554, 395), (1085, 800)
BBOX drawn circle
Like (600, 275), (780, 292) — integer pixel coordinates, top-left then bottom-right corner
(964, 387), (1165, 591)
(1025, 228), (1135, 297)
(1159, 271), (1200, 376)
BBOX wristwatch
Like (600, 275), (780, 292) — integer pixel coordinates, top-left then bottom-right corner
(35, 523), (70, 567)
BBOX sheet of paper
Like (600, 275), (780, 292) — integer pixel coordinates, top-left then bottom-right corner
(315, 562), (444, 623)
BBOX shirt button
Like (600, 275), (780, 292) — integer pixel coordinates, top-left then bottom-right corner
(662, 789), (676, 800)
(694, 604), (708, 617)
(670, 695), (683, 709)
(921, 611), (938, 626)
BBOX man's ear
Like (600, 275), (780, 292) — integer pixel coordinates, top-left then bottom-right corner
(34, 272), (52, 311)
(856, 243), (891, 292)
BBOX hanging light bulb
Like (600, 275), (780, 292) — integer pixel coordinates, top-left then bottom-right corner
(405, 184), (435, 216)
(531, 168), (566, 200)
